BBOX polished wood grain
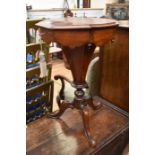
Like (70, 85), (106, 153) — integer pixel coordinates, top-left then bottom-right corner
(36, 18), (118, 146)
(36, 18), (117, 30)
(27, 97), (128, 155)
(99, 27), (129, 111)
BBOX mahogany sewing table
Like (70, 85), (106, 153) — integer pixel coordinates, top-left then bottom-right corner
(36, 17), (118, 147)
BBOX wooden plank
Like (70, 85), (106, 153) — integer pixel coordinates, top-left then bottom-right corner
(99, 27), (129, 111)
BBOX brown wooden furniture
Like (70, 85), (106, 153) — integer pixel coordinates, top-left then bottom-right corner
(83, 0), (91, 8)
(77, 0), (91, 8)
(27, 97), (128, 155)
(99, 23), (129, 112)
(36, 17), (118, 147)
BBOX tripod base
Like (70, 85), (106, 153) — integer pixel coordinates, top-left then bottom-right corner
(48, 75), (102, 147)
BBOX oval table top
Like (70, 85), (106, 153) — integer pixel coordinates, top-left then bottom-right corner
(36, 17), (118, 30)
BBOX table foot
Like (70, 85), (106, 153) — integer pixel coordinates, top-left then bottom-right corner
(88, 98), (102, 110)
(81, 106), (96, 147)
(48, 97), (72, 119)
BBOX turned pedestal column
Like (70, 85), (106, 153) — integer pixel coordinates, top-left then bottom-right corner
(36, 17), (118, 147)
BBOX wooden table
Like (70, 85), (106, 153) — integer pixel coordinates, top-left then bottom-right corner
(36, 17), (118, 147)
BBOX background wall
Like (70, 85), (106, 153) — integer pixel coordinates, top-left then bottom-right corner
(26, 0), (117, 14)
(26, 0), (77, 9)
(91, 0), (117, 14)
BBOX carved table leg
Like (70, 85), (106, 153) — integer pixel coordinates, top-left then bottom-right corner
(80, 105), (96, 147)
(74, 87), (96, 147)
(48, 97), (73, 119)
(54, 75), (72, 100)
(48, 75), (74, 118)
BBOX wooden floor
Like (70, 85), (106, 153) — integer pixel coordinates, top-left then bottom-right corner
(27, 58), (129, 155)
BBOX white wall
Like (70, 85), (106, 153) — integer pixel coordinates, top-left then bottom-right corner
(26, 0), (118, 15)
(91, 0), (117, 14)
(26, 0), (118, 10)
(26, 0), (77, 9)
(91, 0), (105, 8)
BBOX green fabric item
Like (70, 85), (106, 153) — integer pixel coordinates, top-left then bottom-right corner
(86, 56), (100, 96)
